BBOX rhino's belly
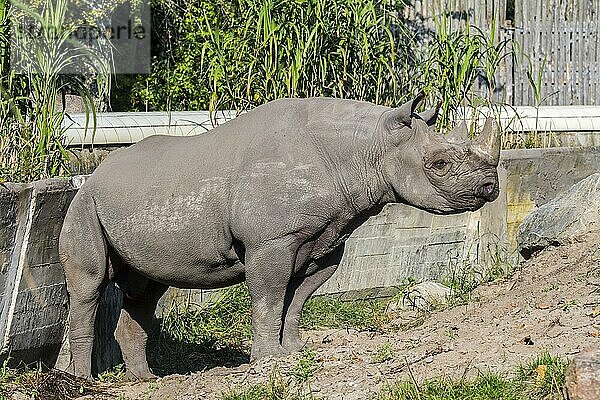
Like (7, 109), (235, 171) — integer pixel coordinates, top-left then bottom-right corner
(107, 233), (246, 289)
(96, 202), (244, 289)
(142, 259), (246, 290)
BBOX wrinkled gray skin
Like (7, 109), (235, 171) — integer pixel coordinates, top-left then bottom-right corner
(59, 94), (500, 380)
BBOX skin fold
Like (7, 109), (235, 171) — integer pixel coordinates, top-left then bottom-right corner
(59, 94), (501, 379)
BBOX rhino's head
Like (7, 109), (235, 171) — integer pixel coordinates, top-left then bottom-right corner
(379, 94), (500, 214)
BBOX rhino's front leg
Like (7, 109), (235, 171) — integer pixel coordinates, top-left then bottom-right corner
(245, 237), (297, 361)
(281, 264), (339, 351)
(281, 245), (343, 352)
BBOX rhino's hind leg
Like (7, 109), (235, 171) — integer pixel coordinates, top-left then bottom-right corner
(59, 192), (108, 379)
(114, 274), (167, 380)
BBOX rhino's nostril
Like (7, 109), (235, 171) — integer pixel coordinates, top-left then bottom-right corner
(479, 182), (496, 198)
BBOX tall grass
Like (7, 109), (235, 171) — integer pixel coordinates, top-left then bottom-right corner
(0, 0), (105, 183)
(133, 0), (416, 111)
(418, 14), (513, 131)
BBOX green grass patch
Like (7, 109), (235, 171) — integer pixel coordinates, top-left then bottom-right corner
(220, 353), (568, 400)
(371, 341), (395, 364)
(150, 284), (253, 375)
(300, 295), (392, 331)
(158, 284), (394, 353)
(291, 348), (319, 385)
(441, 245), (519, 306)
(514, 352), (569, 399)
(160, 283), (253, 351)
(379, 353), (568, 400)
(221, 369), (308, 400)
(380, 372), (524, 400)
(153, 284), (395, 374)
(221, 351), (321, 399)
(97, 363), (128, 384)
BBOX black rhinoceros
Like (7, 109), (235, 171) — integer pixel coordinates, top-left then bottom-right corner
(59, 94), (500, 379)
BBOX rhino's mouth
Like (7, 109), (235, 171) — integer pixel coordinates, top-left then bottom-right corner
(429, 192), (491, 215)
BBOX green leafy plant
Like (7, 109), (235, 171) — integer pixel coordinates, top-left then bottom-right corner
(132, 0), (415, 112)
(0, 0), (105, 182)
(416, 13), (514, 131)
(128, 2), (523, 147)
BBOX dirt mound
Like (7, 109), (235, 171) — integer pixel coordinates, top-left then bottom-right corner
(82, 233), (600, 400)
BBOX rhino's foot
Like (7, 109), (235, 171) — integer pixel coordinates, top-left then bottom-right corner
(124, 368), (157, 381)
(63, 362), (93, 382)
(250, 344), (289, 362)
(282, 337), (307, 353)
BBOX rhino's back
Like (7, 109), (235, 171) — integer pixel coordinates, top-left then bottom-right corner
(86, 96), (386, 206)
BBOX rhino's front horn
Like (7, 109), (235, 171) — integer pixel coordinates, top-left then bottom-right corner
(475, 118), (501, 166)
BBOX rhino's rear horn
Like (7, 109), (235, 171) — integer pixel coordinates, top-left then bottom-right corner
(446, 121), (469, 143)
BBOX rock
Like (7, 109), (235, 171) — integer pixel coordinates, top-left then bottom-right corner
(565, 350), (600, 400)
(517, 173), (600, 259)
(400, 281), (453, 310)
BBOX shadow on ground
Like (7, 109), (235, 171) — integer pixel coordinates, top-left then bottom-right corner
(147, 330), (250, 377)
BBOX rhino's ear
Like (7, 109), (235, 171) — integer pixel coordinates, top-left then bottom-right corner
(387, 91), (426, 127)
(418, 102), (441, 126)
(411, 116), (435, 144)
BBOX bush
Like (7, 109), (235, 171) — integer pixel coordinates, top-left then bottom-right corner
(129, 0), (512, 134)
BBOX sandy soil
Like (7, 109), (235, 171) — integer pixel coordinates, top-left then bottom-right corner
(84, 233), (600, 400)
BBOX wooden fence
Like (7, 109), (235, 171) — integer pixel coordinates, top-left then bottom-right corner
(405, 0), (600, 106)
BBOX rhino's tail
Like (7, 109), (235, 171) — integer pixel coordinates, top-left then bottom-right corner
(59, 189), (107, 379)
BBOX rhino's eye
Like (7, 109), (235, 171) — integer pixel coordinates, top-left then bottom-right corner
(432, 160), (448, 170)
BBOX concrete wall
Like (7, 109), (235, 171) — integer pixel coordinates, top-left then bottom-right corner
(0, 146), (599, 372)
(0, 178), (122, 373)
(0, 179), (76, 366)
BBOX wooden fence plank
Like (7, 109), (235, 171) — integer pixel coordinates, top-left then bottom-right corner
(405, 0), (598, 105)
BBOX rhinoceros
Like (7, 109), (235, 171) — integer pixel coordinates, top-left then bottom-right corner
(59, 93), (500, 379)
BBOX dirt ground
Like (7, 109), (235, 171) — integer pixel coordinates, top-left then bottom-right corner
(84, 232), (600, 400)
